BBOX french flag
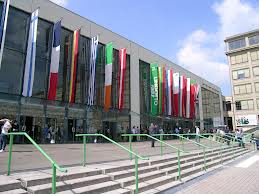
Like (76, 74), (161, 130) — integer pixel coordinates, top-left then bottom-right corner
(48, 20), (61, 100)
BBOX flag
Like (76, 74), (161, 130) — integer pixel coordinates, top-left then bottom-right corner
(69, 28), (80, 103)
(0, 0), (10, 69)
(150, 63), (158, 115)
(186, 78), (191, 118)
(162, 66), (166, 114)
(179, 75), (187, 117)
(104, 42), (113, 111)
(190, 81), (196, 119)
(22, 9), (39, 97)
(158, 66), (163, 114)
(87, 35), (98, 106)
(62, 35), (69, 102)
(173, 73), (179, 117)
(118, 48), (126, 110)
(118, 48), (127, 110)
(167, 69), (173, 116)
(47, 20), (61, 100)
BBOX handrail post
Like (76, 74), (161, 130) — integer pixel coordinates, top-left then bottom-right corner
(177, 149), (181, 181)
(220, 144), (223, 165)
(203, 147), (207, 171)
(83, 136), (86, 166)
(129, 136), (132, 160)
(52, 164), (56, 194)
(160, 135), (163, 156)
(7, 134), (14, 176)
(181, 135), (184, 151)
(135, 157), (139, 194)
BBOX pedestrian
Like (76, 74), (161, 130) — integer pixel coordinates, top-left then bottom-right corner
(236, 128), (244, 148)
(0, 118), (12, 152)
(131, 126), (136, 142)
(136, 126), (140, 141)
(195, 126), (200, 143)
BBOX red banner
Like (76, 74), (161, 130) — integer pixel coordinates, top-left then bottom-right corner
(118, 48), (126, 110)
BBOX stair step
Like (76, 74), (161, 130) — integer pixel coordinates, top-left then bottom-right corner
(56, 181), (121, 194)
(27, 174), (111, 194)
(21, 167), (102, 187)
(117, 170), (166, 187)
(0, 189), (27, 194)
(102, 188), (131, 194)
(0, 175), (21, 192)
(141, 180), (182, 194)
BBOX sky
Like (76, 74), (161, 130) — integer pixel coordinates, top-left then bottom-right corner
(50, 0), (259, 96)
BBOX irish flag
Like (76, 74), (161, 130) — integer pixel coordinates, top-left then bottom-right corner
(173, 73), (179, 117)
(48, 20), (61, 100)
(104, 42), (113, 111)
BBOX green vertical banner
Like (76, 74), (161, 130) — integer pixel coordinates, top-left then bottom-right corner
(142, 65), (148, 113)
(158, 66), (163, 114)
(150, 63), (159, 115)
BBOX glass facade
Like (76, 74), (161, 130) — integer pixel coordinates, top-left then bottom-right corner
(202, 87), (221, 130)
(0, 5), (131, 142)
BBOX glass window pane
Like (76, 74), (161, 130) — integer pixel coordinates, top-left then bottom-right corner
(249, 35), (259, 45)
(229, 39), (246, 50)
(251, 51), (257, 61)
(0, 49), (24, 94)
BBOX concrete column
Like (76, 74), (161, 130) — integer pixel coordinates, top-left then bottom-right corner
(130, 42), (140, 128)
(219, 93), (224, 125)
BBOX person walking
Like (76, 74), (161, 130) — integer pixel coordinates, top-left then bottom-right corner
(0, 119), (12, 152)
(195, 126), (200, 143)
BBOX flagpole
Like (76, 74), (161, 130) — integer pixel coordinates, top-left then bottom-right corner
(0, 0), (10, 70)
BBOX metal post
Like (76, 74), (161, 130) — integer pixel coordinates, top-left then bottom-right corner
(7, 134), (14, 176)
(203, 147), (207, 171)
(181, 135), (184, 151)
(160, 135), (163, 156)
(232, 139), (235, 160)
(52, 164), (56, 194)
(220, 144), (223, 165)
(83, 136), (86, 166)
(177, 149), (181, 181)
(129, 136), (132, 160)
(135, 157), (139, 194)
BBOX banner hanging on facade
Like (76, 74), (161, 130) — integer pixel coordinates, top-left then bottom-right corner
(150, 63), (158, 115)
(186, 78), (191, 118)
(173, 73), (179, 117)
(22, 9), (39, 97)
(48, 20), (61, 100)
(167, 69), (173, 116)
(69, 28), (80, 103)
(158, 66), (163, 114)
(104, 42), (113, 111)
(118, 48), (126, 110)
(87, 35), (98, 106)
(236, 115), (257, 126)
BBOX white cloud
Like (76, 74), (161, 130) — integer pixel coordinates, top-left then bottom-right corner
(50, 0), (69, 7)
(177, 0), (259, 93)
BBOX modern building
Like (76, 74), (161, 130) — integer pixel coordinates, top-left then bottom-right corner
(225, 29), (259, 130)
(0, 0), (223, 142)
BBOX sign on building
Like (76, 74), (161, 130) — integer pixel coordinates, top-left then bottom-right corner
(235, 115), (257, 126)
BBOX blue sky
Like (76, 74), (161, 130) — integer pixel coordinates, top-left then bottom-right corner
(51, 0), (259, 96)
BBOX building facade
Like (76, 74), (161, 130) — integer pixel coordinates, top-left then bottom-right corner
(225, 29), (259, 130)
(0, 0), (223, 142)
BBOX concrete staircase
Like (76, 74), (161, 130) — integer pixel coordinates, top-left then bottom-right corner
(0, 146), (252, 194)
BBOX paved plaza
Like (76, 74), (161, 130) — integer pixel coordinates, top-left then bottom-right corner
(0, 139), (221, 174)
(165, 151), (259, 194)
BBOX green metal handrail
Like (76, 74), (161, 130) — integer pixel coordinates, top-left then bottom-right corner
(122, 134), (185, 181)
(154, 134), (210, 171)
(76, 134), (148, 194)
(7, 132), (67, 194)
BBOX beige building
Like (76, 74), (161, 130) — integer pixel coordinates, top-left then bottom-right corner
(225, 30), (259, 130)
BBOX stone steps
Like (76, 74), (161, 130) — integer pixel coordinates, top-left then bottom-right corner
(0, 145), (251, 194)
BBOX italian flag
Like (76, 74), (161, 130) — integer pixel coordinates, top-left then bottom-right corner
(104, 42), (113, 111)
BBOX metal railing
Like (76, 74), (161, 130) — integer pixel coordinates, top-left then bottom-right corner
(122, 134), (186, 181)
(7, 132), (67, 194)
(153, 134), (210, 171)
(76, 134), (148, 194)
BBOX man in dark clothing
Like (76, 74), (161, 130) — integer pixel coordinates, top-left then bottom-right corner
(150, 124), (159, 147)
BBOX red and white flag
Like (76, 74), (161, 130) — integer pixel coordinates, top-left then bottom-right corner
(173, 73), (179, 117)
(179, 75), (187, 117)
(167, 69), (173, 115)
(48, 20), (61, 100)
(186, 78), (191, 118)
(118, 48), (126, 110)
